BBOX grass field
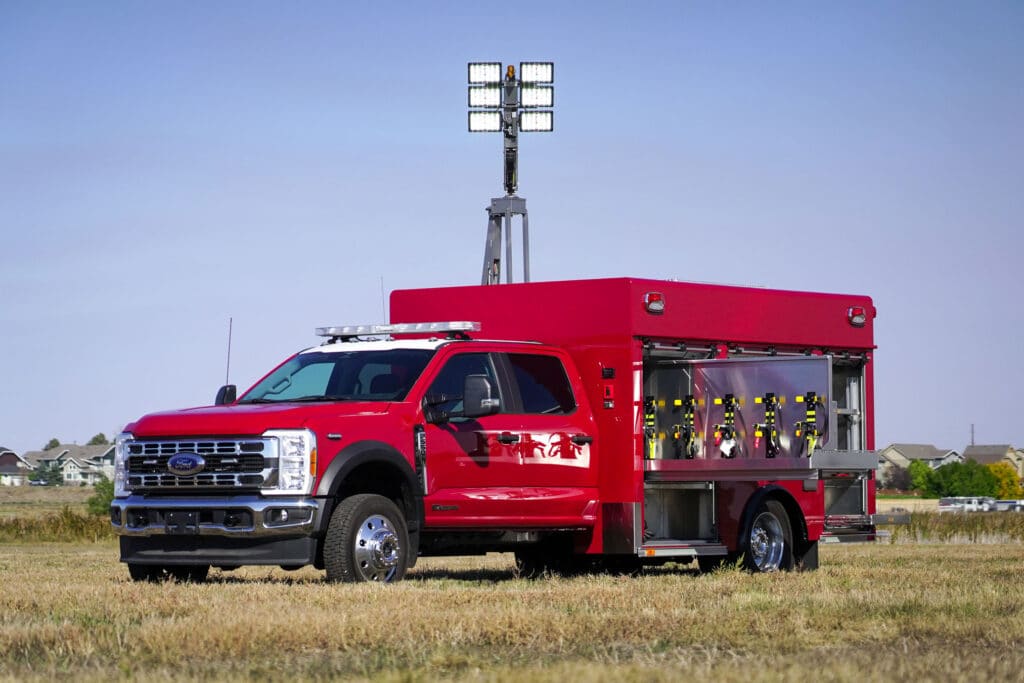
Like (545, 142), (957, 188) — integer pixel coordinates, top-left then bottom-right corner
(0, 485), (92, 519)
(2, 492), (1023, 681)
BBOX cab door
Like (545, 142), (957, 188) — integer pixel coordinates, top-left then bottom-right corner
(420, 346), (597, 528)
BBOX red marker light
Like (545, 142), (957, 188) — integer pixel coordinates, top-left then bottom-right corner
(644, 292), (665, 314)
(848, 306), (867, 327)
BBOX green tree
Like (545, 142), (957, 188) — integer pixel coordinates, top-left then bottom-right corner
(928, 461), (998, 498)
(87, 476), (115, 515)
(908, 460), (933, 495)
(86, 433), (109, 446)
(43, 438), (61, 450)
(986, 462), (1024, 499)
(28, 462), (63, 486)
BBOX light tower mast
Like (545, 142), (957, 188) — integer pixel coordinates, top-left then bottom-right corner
(467, 61), (554, 284)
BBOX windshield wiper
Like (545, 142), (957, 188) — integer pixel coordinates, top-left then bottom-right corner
(237, 398), (279, 404)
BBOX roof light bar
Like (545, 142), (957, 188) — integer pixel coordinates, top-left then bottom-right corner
(468, 62), (502, 84)
(519, 62), (554, 83)
(315, 322), (481, 338)
(520, 110), (553, 132)
(468, 110), (502, 132)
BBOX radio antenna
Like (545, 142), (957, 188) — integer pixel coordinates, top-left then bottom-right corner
(225, 317), (233, 385)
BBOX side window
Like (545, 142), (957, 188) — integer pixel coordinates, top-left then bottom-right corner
(427, 353), (498, 414)
(507, 354), (576, 414)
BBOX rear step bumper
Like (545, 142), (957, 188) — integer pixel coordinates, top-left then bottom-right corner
(822, 513), (876, 543)
(637, 540), (728, 558)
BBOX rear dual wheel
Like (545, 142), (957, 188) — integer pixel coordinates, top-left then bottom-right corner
(742, 499), (793, 572)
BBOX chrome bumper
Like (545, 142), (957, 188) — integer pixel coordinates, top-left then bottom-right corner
(111, 495), (324, 538)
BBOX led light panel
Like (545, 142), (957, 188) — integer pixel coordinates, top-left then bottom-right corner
(519, 62), (554, 83)
(468, 62), (502, 84)
(519, 110), (553, 132)
(468, 85), (501, 108)
(520, 84), (553, 108)
(468, 111), (502, 132)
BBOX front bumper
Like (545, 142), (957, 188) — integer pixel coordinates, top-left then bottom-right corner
(112, 494), (327, 567)
(111, 494), (325, 538)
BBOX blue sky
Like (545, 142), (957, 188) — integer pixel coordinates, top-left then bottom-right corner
(1, 2), (1021, 454)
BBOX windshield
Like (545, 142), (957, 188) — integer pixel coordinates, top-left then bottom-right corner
(239, 349), (434, 404)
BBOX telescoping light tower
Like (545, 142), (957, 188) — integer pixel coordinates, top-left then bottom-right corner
(468, 61), (553, 285)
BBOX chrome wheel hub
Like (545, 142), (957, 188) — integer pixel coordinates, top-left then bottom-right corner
(353, 514), (401, 582)
(749, 511), (784, 571)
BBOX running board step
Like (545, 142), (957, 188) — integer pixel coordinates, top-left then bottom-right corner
(638, 540), (728, 558)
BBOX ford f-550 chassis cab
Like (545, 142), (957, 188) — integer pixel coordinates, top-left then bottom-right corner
(111, 277), (878, 582)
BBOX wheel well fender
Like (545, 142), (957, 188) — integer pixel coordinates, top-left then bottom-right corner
(315, 440), (422, 557)
(736, 485), (807, 549)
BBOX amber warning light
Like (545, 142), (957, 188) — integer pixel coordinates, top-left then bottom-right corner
(644, 292), (665, 315)
(847, 306), (867, 328)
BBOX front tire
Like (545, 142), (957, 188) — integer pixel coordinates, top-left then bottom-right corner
(324, 494), (409, 583)
(741, 499), (793, 572)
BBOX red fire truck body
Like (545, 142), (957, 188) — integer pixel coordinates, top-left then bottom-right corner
(112, 277), (877, 582)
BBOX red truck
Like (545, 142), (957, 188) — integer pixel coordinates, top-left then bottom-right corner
(111, 277), (878, 582)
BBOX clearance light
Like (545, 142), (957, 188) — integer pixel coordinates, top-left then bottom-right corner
(644, 292), (665, 315)
(519, 62), (554, 83)
(468, 111), (502, 132)
(847, 306), (867, 328)
(468, 62), (502, 84)
(520, 111), (553, 132)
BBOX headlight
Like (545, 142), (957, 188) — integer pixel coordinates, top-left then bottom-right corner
(263, 429), (317, 495)
(114, 432), (133, 497)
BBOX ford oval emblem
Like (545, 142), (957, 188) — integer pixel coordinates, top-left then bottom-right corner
(167, 453), (205, 476)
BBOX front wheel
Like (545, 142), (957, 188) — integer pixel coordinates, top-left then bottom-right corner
(741, 499), (793, 572)
(323, 494), (409, 583)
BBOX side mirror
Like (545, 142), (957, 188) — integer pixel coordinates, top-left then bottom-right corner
(215, 384), (237, 405)
(462, 375), (500, 418)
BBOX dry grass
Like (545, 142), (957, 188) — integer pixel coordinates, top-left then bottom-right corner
(1, 542), (1023, 681)
(0, 485), (92, 520)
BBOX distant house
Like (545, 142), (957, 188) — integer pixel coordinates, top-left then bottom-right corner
(878, 443), (962, 482)
(0, 448), (34, 486)
(963, 444), (1024, 478)
(20, 444), (115, 485)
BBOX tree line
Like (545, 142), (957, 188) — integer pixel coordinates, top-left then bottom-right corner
(886, 459), (1024, 499)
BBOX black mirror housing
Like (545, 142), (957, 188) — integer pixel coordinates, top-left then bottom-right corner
(215, 384), (237, 406)
(462, 375), (499, 418)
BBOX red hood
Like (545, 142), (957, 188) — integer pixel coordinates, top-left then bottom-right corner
(126, 402), (392, 438)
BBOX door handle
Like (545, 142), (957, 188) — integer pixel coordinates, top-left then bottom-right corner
(571, 434), (594, 445)
(496, 432), (520, 445)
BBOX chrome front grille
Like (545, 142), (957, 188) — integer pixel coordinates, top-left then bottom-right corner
(126, 439), (277, 490)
